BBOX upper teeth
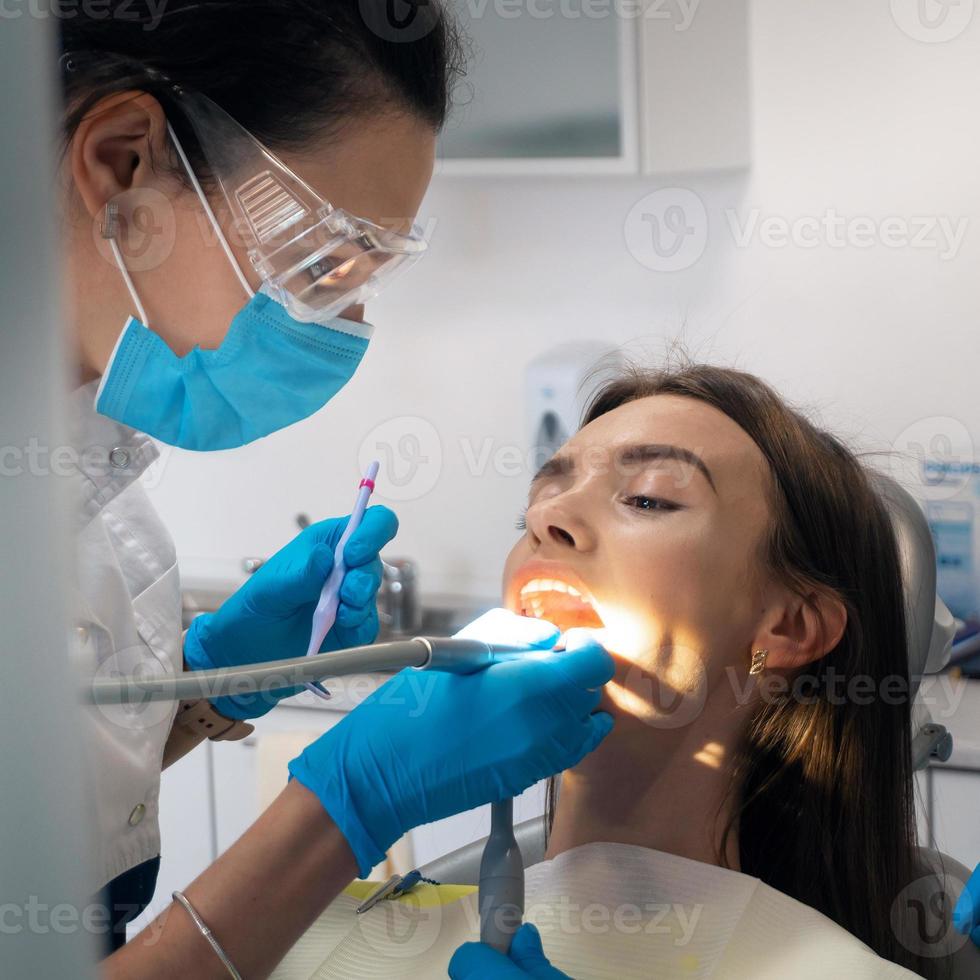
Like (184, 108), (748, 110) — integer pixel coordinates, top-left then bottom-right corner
(519, 579), (583, 599)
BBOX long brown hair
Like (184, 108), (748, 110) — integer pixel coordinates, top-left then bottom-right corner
(546, 360), (934, 977)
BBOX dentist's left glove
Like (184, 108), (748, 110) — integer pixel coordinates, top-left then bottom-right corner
(183, 506), (398, 719)
(449, 924), (571, 979)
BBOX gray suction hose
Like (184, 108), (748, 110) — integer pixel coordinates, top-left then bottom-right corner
(479, 799), (524, 953)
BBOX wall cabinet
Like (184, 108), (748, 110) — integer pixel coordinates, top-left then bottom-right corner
(437, 0), (750, 175)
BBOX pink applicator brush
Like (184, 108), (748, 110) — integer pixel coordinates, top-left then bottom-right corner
(304, 460), (380, 699)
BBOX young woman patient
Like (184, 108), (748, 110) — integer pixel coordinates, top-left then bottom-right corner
(270, 362), (934, 980)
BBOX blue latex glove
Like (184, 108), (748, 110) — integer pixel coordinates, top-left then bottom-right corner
(449, 924), (570, 979)
(953, 862), (980, 949)
(289, 632), (615, 878)
(184, 506), (398, 719)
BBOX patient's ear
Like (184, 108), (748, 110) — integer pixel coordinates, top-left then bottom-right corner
(753, 586), (848, 670)
(69, 91), (171, 219)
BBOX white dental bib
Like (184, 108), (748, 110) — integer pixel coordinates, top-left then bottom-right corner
(269, 842), (919, 979)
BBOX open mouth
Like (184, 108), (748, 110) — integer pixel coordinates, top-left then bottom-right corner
(518, 576), (605, 634)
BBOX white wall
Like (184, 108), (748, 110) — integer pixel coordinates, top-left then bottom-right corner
(146, 0), (980, 598)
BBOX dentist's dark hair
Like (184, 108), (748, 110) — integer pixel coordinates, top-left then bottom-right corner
(545, 360), (941, 979)
(58, 0), (464, 177)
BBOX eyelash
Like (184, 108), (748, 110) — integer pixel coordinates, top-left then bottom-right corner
(515, 496), (677, 530)
(622, 495), (680, 513)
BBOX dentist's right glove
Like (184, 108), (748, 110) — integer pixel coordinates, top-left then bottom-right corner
(289, 631), (615, 878)
(449, 923), (571, 979)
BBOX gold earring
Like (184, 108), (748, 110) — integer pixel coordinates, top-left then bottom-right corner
(749, 648), (769, 675)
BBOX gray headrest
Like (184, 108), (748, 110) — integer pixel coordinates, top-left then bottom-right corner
(869, 472), (955, 693)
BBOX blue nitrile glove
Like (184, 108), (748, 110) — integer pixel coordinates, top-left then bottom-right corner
(953, 862), (980, 948)
(449, 923), (570, 979)
(289, 630), (615, 878)
(183, 506), (398, 719)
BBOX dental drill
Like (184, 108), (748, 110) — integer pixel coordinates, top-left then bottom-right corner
(86, 636), (531, 704)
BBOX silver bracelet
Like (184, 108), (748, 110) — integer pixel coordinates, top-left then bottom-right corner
(172, 890), (242, 980)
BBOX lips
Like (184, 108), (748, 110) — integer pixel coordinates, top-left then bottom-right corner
(510, 562), (604, 633)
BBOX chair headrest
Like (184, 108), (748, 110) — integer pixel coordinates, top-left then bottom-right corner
(869, 472), (956, 694)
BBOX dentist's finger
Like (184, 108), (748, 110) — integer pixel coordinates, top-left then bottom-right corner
(343, 506), (399, 567)
(546, 633), (615, 691)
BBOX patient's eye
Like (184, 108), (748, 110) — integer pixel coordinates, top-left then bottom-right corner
(623, 495), (680, 513)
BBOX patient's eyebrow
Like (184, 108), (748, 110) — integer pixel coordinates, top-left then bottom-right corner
(530, 444), (716, 494)
(530, 454), (574, 487)
(619, 443), (717, 493)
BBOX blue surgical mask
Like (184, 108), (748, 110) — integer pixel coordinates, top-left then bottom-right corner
(94, 121), (374, 452)
(95, 285), (370, 451)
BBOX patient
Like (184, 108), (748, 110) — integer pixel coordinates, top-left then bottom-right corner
(271, 362), (936, 979)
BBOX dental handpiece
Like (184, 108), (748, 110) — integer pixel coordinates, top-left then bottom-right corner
(479, 798), (524, 954)
(304, 460), (380, 700)
(87, 636), (535, 704)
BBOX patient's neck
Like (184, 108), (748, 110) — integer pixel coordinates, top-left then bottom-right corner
(544, 694), (747, 871)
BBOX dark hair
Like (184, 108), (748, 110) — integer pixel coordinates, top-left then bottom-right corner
(546, 360), (937, 978)
(59, 0), (464, 178)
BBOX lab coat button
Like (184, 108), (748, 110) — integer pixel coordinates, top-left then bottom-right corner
(74, 625), (89, 643)
(109, 447), (130, 469)
(128, 803), (146, 827)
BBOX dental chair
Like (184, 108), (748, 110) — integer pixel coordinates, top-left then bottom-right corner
(419, 473), (979, 978)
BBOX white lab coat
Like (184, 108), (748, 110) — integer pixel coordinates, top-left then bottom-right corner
(68, 382), (181, 892)
(269, 842), (922, 979)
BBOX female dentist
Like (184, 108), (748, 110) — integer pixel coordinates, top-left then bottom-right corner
(57, 3), (612, 976)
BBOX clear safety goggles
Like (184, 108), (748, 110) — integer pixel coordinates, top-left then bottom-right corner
(170, 88), (428, 323)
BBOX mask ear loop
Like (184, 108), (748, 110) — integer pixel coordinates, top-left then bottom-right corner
(102, 203), (151, 328)
(166, 122), (255, 301)
(100, 124), (255, 333)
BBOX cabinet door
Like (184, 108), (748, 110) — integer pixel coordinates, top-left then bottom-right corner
(438, 1), (638, 173)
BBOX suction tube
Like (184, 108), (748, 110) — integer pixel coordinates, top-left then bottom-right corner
(479, 799), (524, 953)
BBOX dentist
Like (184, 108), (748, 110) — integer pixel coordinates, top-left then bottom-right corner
(57, 3), (612, 976)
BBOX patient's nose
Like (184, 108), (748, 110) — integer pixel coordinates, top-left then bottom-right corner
(526, 498), (595, 552)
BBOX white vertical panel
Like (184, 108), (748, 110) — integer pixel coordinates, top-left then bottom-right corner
(0, 12), (99, 978)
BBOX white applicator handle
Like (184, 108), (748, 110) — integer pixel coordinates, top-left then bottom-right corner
(304, 460), (380, 698)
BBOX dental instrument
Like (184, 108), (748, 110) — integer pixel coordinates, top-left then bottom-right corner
(479, 799), (524, 953)
(86, 636), (535, 705)
(304, 460), (380, 700)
